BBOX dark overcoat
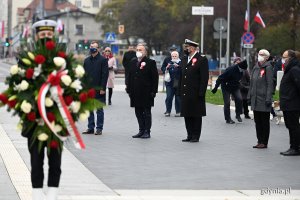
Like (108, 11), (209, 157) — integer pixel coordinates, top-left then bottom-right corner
(127, 56), (159, 107)
(279, 58), (300, 111)
(179, 52), (209, 117)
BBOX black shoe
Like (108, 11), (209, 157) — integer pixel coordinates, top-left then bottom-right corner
(94, 130), (102, 135)
(226, 120), (235, 124)
(236, 115), (243, 122)
(280, 148), (300, 156)
(189, 139), (199, 143)
(108, 102), (112, 105)
(245, 115), (251, 119)
(182, 138), (191, 142)
(82, 129), (94, 134)
(132, 131), (144, 138)
(140, 130), (151, 139)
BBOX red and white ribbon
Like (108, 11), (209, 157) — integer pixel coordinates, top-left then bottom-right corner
(37, 69), (85, 149)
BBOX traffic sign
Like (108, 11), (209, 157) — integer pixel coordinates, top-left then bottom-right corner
(242, 32), (255, 44)
(243, 44), (253, 48)
(105, 32), (116, 43)
(213, 18), (227, 32)
(192, 6), (214, 15)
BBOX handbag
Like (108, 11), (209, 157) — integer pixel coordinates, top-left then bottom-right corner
(164, 69), (171, 82)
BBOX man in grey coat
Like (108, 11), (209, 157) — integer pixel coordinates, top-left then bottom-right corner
(248, 49), (274, 149)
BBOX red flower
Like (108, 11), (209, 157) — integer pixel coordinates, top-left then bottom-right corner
(8, 99), (17, 108)
(50, 140), (59, 149)
(25, 68), (34, 79)
(47, 112), (56, 122)
(64, 96), (73, 106)
(0, 94), (8, 104)
(87, 89), (96, 98)
(45, 41), (56, 50)
(27, 112), (36, 121)
(48, 74), (60, 86)
(79, 92), (88, 103)
(34, 54), (46, 64)
(57, 51), (67, 58)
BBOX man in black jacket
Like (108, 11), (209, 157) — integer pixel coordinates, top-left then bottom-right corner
(82, 41), (108, 135)
(212, 59), (248, 124)
(122, 45), (136, 88)
(127, 43), (159, 139)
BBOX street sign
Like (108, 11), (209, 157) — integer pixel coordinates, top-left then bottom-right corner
(213, 32), (227, 39)
(192, 6), (214, 15)
(213, 18), (227, 32)
(118, 25), (124, 34)
(243, 44), (253, 48)
(105, 32), (116, 43)
(242, 32), (255, 44)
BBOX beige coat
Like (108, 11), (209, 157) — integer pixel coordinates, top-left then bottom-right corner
(107, 57), (117, 88)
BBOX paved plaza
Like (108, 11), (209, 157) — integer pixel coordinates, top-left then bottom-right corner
(0, 60), (300, 200)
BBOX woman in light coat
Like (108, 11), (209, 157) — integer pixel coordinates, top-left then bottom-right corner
(104, 47), (117, 105)
(248, 49), (274, 149)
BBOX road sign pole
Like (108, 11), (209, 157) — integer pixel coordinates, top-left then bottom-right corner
(246, 0), (250, 69)
(226, 0), (231, 68)
(219, 18), (223, 75)
(201, 12), (204, 53)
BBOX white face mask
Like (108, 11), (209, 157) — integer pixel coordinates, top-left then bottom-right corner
(136, 51), (143, 58)
(257, 55), (265, 62)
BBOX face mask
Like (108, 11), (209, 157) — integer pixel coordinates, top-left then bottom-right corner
(89, 48), (98, 54)
(171, 59), (179, 63)
(184, 49), (189, 56)
(136, 51), (143, 58)
(257, 55), (265, 62)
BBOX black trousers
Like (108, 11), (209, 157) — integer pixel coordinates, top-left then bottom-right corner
(108, 88), (113, 103)
(184, 117), (202, 140)
(28, 138), (62, 188)
(242, 99), (249, 116)
(253, 111), (270, 145)
(283, 111), (300, 149)
(221, 87), (243, 121)
(135, 107), (152, 131)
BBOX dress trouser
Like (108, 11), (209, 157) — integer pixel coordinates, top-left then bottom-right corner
(184, 117), (202, 140)
(253, 111), (270, 145)
(28, 138), (62, 188)
(283, 111), (300, 150)
(242, 99), (249, 116)
(135, 107), (152, 131)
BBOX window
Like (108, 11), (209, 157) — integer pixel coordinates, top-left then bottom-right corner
(75, 24), (83, 35)
(93, 0), (99, 8)
(75, 0), (81, 7)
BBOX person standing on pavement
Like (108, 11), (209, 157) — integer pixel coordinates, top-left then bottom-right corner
(82, 41), (109, 135)
(279, 50), (300, 156)
(103, 47), (117, 105)
(122, 45), (136, 89)
(180, 39), (209, 143)
(248, 49), (273, 149)
(161, 50), (182, 117)
(126, 43), (159, 139)
(211, 58), (248, 123)
(239, 58), (251, 119)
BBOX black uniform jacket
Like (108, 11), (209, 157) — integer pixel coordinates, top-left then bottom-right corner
(127, 56), (159, 107)
(180, 52), (209, 117)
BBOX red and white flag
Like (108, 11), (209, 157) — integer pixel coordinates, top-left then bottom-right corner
(244, 11), (249, 31)
(254, 11), (266, 28)
(57, 19), (64, 33)
(22, 24), (29, 38)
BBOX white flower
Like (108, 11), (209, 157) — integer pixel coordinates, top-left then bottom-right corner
(79, 110), (90, 121)
(20, 100), (32, 113)
(37, 118), (45, 126)
(37, 133), (48, 141)
(61, 75), (72, 86)
(10, 65), (19, 75)
(70, 101), (81, 113)
(54, 124), (62, 132)
(45, 97), (54, 107)
(75, 65), (85, 78)
(20, 80), (29, 91)
(53, 57), (66, 68)
(18, 69), (25, 76)
(17, 122), (23, 131)
(70, 79), (82, 91)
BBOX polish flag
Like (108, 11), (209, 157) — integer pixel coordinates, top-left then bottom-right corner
(57, 19), (64, 33)
(243, 11), (249, 31)
(254, 11), (266, 28)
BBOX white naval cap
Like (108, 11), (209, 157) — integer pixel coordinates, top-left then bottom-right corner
(32, 19), (57, 33)
(184, 39), (199, 47)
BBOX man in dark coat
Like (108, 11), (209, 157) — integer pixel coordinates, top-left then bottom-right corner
(212, 58), (248, 123)
(180, 39), (209, 143)
(83, 41), (109, 135)
(122, 45), (136, 88)
(127, 43), (159, 139)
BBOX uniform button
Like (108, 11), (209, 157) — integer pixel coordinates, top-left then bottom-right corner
(185, 68), (187, 69)
(185, 76), (186, 78)
(183, 94), (186, 96)
(184, 85), (186, 87)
